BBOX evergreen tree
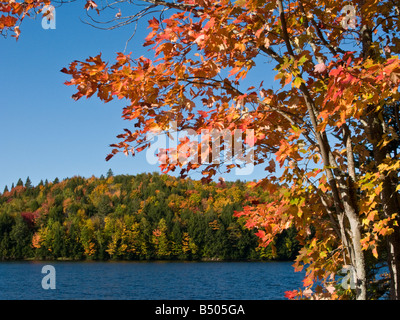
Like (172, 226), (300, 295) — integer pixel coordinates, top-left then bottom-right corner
(16, 178), (23, 187)
(106, 168), (114, 178)
(3, 185), (8, 193)
(0, 173), (299, 263)
(25, 176), (32, 189)
(10, 215), (33, 259)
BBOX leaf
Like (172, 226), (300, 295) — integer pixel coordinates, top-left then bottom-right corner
(303, 276), (313, 287)
(293, 77), (305, 88)
(228, 66), (242, 77)
(314, 63), (327, 73)
(284, 74), (293, 86)
(284, 290), (298, 300)
(84, 0), (99, 14)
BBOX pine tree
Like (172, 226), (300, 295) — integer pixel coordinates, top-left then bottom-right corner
(25, 176), (32, 189)
(106, 168), (114, 178)
(3, 185), (8, 193)
(16, 178), (23, 187)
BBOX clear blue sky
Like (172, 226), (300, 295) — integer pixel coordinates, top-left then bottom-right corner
(0, 1), (269, 191)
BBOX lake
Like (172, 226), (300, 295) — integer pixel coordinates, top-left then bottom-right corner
(0, 261), (304, 300)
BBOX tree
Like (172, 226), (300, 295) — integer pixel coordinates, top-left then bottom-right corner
(16, 178), (23, 187)
(25, 176), (32, 189)
(0, 212), (15, 259)
(4, 0), (400, 299)
(80, 218), (97, 259)
(152, 218), (171, 258)
(106, 168), (114, 178)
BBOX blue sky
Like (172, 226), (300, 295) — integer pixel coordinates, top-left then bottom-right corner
(0, 1), (269, 191)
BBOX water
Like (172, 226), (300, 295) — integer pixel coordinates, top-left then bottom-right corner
(0, 261), (304, 300)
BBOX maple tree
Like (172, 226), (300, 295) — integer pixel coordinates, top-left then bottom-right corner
(3, 0), (400, 299)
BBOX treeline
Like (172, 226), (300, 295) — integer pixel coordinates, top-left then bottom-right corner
(0, 172), (299, 261)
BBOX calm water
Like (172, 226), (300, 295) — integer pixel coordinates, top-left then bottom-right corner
(0, 261), (304, 300)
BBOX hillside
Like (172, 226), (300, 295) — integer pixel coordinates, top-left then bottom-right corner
(0, 172), (299, 261)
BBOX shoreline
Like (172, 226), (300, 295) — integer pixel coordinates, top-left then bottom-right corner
(0, 257), (293, 263)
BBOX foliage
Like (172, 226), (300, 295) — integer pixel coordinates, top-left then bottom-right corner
(0, 173), (299, 261)
(3, 0), (400, 300)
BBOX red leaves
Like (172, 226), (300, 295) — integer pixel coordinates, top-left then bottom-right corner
(0, 15), (17, 28)
(203, 17), (216, 31)
(284, 290), (298, 300)
(54, 0), (400, 300)
(148, 17), (160, 29)
(197, 110), (209, 118)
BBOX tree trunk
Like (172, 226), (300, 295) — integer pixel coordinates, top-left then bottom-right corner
(346, 208), (367, 299)
(379, 167), (400, 300)
(368, 114), (400, 300)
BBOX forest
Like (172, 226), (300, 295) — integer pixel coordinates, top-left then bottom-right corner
(0, 172), (299, 261)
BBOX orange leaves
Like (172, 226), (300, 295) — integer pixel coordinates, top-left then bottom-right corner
(0, 15), (16, 27)
(31, 232), (42, 249)
(62, 52), (150, 104)
(84, 0), (99, 14)
(148, 17), (160, 29)
(302, 275), (314, 287)
(54, 0), (400, 299)
(234, 185), (295, 248)
(203, 17), (216, 31)
(228, 66), (242, 78)
(0, 0), (51, 39)
(324, 55), (400, 132)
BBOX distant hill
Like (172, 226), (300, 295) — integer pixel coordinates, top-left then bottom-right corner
(0, 172), (299, 261)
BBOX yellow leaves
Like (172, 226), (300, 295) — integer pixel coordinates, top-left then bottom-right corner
(362, 210), (378, 226)
(377, 159), (400, 173)
(293, 77), (305, 89)
(31, 232), (42, 249)
(361, 212), (398, 258)
(234, 0), (246, 7)
(234, 41), (246, 52)
(274, 72), (292, 87)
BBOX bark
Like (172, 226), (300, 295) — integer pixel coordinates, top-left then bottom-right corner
(276, 0), (368, 299)
(368, 114), (400, 300)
